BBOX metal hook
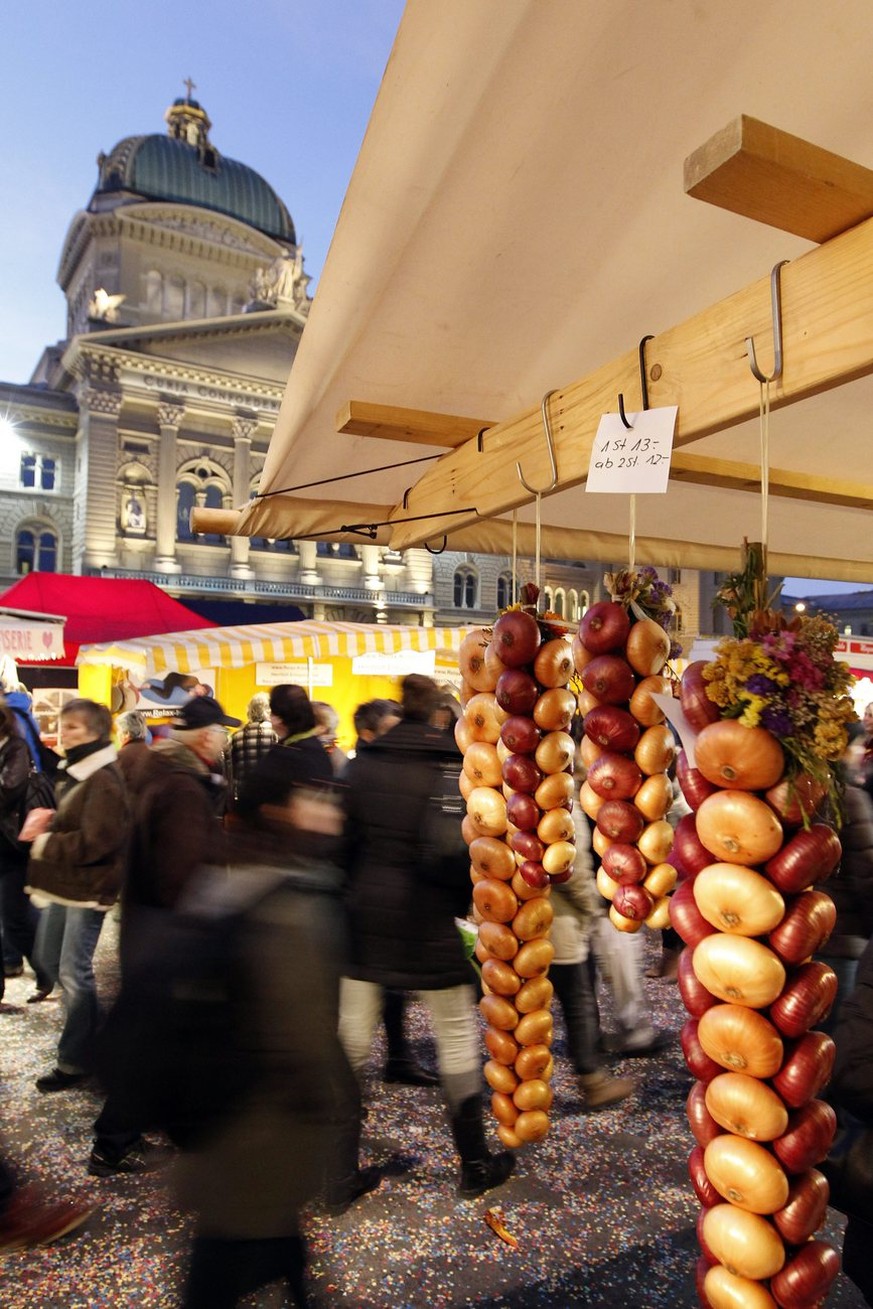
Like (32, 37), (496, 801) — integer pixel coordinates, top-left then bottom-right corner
(746, 260), (789, 383)
(617, 336), (655, 427)
(424, 535), (447, 555)
(476, 427), (488, 452)
(639, 334), (654, 411)
(516, 390), (559, 494)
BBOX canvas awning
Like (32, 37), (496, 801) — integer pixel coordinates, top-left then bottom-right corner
(0, 575), (216, 663)
(203, 0), (873, 585)
(76, 620), (471, 678)
(0, 608), (66, 662)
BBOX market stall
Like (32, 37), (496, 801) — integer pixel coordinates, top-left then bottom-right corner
(76, 619), (471, 749)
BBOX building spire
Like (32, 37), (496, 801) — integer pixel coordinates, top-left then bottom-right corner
(164, 82), (212, 151)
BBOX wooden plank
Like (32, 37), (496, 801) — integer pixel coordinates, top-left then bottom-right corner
(670, 452), (873, 509)
(387, 210), (873, 549)
(684, 115), (873, 243)
(336, 399), (496, 447)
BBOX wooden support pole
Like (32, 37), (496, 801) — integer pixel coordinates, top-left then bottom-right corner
(387, 210), (873, 550)
(684, 115), (873, 243)
(336, 400), (496, 447)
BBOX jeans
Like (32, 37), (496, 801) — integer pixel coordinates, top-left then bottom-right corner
(34, 902), (106, 1074)
(339, 977), (481, 1111)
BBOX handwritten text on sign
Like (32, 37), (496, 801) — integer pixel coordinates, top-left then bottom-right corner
(586, 406), (678, 494)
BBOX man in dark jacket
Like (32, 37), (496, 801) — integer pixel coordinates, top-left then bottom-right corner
(337, 674), (514, 1204)
(89, 695), (239, 1175)
(823, 934), (873, 1304)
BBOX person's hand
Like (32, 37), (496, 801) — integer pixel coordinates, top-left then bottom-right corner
(19, 807), (55, 842)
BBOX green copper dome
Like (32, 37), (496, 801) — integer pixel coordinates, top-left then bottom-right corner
(93, 96), (296, 244)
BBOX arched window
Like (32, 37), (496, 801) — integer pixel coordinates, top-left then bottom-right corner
(553, 588), (566, 617)
(176, 458), (230, 544)
(16, 524), (58, 574)
(453, 567), (478, 609)
(496, 572), (513, 610)
(567, 589), (579, 621)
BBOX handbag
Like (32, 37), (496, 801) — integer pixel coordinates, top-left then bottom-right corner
(15, 769), (57, 847)
(21, 768), (56, 816)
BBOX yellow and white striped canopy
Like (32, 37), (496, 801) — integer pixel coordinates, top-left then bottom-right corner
(76, 620), (471, 678)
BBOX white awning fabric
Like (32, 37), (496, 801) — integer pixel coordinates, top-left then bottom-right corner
(76, 620), (471, 678)
(227, 0), (873, 583)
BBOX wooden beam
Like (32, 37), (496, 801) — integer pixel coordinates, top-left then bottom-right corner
(336, 399), (496, 447)
(684, 115), (873, 243)
(670, 453), (873, 510)
(387, 209), (873, 549)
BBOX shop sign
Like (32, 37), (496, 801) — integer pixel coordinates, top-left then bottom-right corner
(0, 617), (65, 661)
(255, 662), (334, 687)
(351, 649), (436, 677)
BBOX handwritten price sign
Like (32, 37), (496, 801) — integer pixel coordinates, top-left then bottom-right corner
(586, 406), (678, 494)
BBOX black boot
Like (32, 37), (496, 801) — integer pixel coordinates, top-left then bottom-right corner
(450, 1094), (515, 1199)
(323, 1057), (382, 1216)
(382, 990), (439, 1086)
(384, 1057), (439, 1087)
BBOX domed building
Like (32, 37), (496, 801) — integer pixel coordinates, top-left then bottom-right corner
(0, 91), (437, 626)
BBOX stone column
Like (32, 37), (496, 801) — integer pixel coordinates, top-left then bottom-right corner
(230, 415), (256, 578)
(155, 401), (185, 574)
(76, 385), (124, 571)
(361, 543), (381, 590)
(298, 539), (319, 585)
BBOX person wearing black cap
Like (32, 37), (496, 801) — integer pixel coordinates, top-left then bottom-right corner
(87, 693), (240, 1176)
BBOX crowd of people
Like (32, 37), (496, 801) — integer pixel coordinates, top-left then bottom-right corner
(0, 679), (871, 1306)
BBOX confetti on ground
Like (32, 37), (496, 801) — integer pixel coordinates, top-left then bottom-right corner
(0, 919), (864, 1307)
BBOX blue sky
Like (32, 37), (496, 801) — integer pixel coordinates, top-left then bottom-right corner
(0, 0), (405, 382)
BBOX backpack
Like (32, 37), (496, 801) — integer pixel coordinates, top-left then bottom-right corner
(96, 867), (286, 1147)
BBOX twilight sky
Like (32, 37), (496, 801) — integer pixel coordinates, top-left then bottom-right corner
(0, 0), (405, 382)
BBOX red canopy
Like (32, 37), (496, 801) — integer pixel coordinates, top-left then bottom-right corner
(0, 575), (216, 664)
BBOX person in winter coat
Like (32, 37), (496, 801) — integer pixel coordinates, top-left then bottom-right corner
(815, 752), (873, 1037)
(228, 693), (276, 805)
(174, 770), (357, 1309)
(0, 702), (53, 1007)
(236, 685), (336, 846)
(24, 699), (129, 1092)
(88, 694), (239, 1175)
(349, 697), (437, 1088)
(337, 674), (514, 1207)
(821, 934), (873, 1305)
(114, 710), (152, 791)
(550, 806), (636, 1109)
